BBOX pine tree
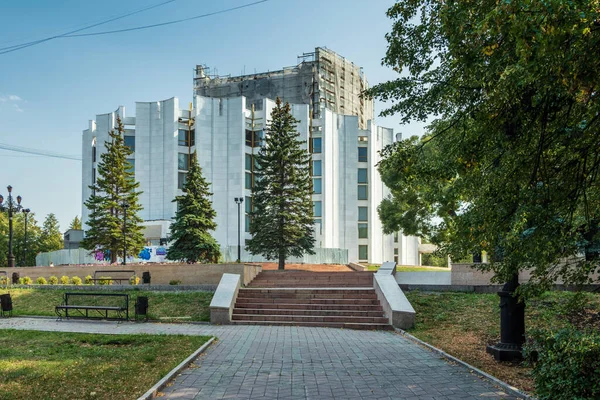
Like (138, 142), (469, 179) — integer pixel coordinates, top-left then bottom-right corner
(69, 215), (82, 230)
(81, 116), (145, 263)
(246, 98), (315, 270)
(167, 151), (220, 263)
(39, 213), (63, 253)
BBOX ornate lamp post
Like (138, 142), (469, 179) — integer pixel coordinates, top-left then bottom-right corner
(22, 208), (31, 266)
(234, 197), (244, 263)
(122, 201), (130, 266)
(0, 186), (23, 268)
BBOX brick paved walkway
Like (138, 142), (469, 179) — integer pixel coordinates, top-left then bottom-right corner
(0, 318), (519, 399)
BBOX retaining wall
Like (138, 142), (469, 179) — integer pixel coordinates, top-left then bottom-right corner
(1, 263), (261, 286)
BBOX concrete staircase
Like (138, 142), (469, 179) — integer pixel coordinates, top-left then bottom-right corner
(231, 271), (392, 330)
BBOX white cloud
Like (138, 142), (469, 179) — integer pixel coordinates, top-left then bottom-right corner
(13, 104), (24, 112)
(8, 95), (21, 101)
(0, 94), (25, 111)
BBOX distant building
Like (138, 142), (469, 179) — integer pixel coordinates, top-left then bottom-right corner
(81, 48), (420, 264)
(63, 229), (83, 249)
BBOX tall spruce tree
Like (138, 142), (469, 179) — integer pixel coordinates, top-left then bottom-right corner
(167, 151), (220, 263)
(69, 215), (82, 230)
(39, 213), (63, 253)
(246, 98), (315, 270)
(81, 116), (145, 263)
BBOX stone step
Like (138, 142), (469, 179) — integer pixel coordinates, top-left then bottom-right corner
(240, 288), (374, 294)
(232, 314), (389, 324)
(233, 308), (385, 317)
(237, 292), (378, 300)
(249, 283), (373, 288)
(235, 297), (381, 305)
(231, 320), (393, 330)
(233, 302), (384, 311)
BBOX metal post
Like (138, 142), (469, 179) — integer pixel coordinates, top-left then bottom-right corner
(234, 197), (244, 263)
(0, 186), (23, 269)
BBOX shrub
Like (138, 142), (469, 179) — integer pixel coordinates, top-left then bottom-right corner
(97, 277), (113, 285)
(18, 277), (25, 285)
(525, 328), (600, 399)
(36, 277), (47, 285)
(169, 280), (182, 285)
(0, 276), (7, 285)
(71, 276), (82, 285)
(48, 276), (59, 285)
(23, 276), (32, 285)
(85, 275), (93, 285)
(129, 276), (140, 285)
(60, 276), (70, 285)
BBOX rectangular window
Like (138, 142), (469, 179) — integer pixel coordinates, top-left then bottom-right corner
(245, 130), (262, 147)
(178, 153), (190, 170)
(245, 196), (252, 213)
(359, 245), (368, 261)
(92, 168), (96, 184)
(394, 255), (398, 264)
(312, 137), (322, 153)
(358, 168), (368, 183)
(124, 136), (135, 152)
(313, 178), (322, 194)
(358, 223), (368, 239)
(245, 215), (251, 232)
(245, 153), (252, 171)
(394, 232), (399, 243)
(178, 172), (187, 189)
(92, 146), (96, 162)
(358, 185), (368, 200)
(358, 147), (368, 162)
(358, 206), (368, 221)
(245, 172), (253, 190)
(358, 136), (368, 142)
(313, 201), (322, 217)
(394, 248), (398, 255)
(178, 129), (195, 146)
(313, 160), (322, 176)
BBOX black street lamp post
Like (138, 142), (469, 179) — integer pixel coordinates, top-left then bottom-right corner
(122, 202), (130, 266)
(234, 197), (244, 263)
(22, 208), (31, 266)
(0, 186), (23, 268)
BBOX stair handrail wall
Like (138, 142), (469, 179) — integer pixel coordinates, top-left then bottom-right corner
(373, 261), (416, 329)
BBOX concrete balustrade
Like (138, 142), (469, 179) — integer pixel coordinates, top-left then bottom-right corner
(210, 273), (242, 324)
(373, 261), (416, 329)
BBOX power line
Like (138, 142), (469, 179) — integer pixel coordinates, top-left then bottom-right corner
(63, 0), (268, 38)
(0, 0), (177, 55)
(0, 143), (82, 161)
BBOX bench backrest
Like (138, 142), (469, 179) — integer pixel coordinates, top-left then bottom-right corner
(64, 292), (129, 309)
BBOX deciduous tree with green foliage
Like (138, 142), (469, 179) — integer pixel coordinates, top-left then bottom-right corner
(366, 1), (600, 294)
(69, 215), (82, 230)
(39, 213), (63, 253)
(246, 98), (315, 270)
(0, 211), (42, 266)
(166, 151), (220, 263)
(81, 117), (145, 263)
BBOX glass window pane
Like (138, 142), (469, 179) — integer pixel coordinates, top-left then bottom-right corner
(358, 168), (368, 183)
(312, 138), (322, 153)
(358, 223), (368, 238)
(313, 160), (322, 176)
(124, 136), (135, 152)
(178, 172), (187, 189)
(178, 153), (189, 170)
(358, 147), (368, 162)
(245, 196), (252, 213)
(394, 232), (398, 243)
(313, 201), (322, 217)
(359, 245), (368, 261)
(245, 154), (252, 171)
(245, 215), (251, 232)
(245, 172), (253, 189)
(358, 207), (368, 221)
(358, 185), (368, 200)
(313, 178), (322, 194)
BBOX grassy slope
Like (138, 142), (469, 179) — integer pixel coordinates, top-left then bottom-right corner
(5, 288), (213, 322)
(0, 330), (211, 400)
(405, 290), (600, 393)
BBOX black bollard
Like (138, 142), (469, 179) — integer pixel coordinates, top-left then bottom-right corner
(12, 272), (19, 284)
(486, 273), (525, 361)
(142, 271), (151, 284)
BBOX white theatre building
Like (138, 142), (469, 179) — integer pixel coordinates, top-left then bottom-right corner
(81, 48), (420, 264)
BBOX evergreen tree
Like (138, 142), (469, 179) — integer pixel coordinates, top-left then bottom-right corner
(81, 116), (145, 263)
(39, 213), (63, 253)
(246, 98), (315, 270)
(167, 151), (220, 263)
(69, 215), (82, 230)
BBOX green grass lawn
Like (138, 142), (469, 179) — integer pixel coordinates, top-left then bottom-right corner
(0, 330), (211, 400)
(405, 290), (600, 393)
(4, 288), (213, 322)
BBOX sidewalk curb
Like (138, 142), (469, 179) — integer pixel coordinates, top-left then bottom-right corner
(394, 328), (533, 399)
(137, 336), (216, 400)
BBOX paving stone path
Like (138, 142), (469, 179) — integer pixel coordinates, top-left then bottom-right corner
(0, 318), (520, 399)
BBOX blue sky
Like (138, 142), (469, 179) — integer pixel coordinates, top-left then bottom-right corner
(0, 0), (426, 231)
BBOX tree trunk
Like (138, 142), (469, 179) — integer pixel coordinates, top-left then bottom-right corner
(278, 252), (285, 270)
